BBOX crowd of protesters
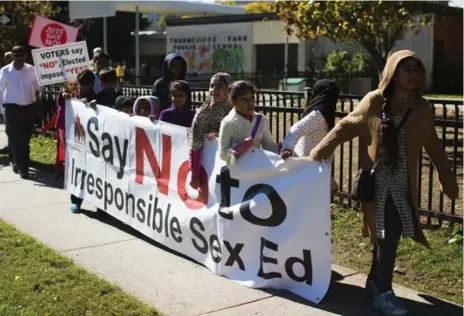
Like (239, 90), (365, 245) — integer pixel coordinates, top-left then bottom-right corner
(0, 46), (459, 316)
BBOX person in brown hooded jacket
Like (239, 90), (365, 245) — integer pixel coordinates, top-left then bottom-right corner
(309, 50), (459, 316)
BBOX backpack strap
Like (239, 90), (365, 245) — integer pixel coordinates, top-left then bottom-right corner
(251, 114), (262, 138)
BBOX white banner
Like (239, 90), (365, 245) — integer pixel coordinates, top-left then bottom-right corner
(65, 100), (332, 303)
(31, 41), (90, 86)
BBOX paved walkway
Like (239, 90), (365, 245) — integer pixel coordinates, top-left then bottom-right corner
(0, 124), (461, 316)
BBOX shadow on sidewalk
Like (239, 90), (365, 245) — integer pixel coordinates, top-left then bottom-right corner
(281, 281), (463, 316)
(80, 208), (462, 316)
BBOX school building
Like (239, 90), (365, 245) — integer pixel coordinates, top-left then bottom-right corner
(136, 11), (463, 93)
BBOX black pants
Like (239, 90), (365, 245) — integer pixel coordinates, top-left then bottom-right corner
(2, 105), (15, 165)
(368, 194), (403, 294)
(70, 194), (83, 207)
(3, 104), (36, 174)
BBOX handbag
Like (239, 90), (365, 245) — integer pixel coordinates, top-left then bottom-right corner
(352, 107), (412, 202)
(231, 114), (262, 158)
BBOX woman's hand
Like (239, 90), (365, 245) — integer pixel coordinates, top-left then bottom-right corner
(190, 177), (200, 189)
(148, 114), (157, 121)
(63, 93), (71, 100)
(308, 149), (322, 162)
(207, 132), (218, 141)
(281, 149), (292, 159)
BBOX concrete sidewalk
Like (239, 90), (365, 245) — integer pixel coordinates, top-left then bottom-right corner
(0, 124), (461, 316)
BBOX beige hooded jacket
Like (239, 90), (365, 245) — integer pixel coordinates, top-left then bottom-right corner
(309, 50), (459, 247)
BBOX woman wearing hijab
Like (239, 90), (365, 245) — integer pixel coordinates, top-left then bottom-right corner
(281, 79), (339, 191)
(309, 50), (458, 315)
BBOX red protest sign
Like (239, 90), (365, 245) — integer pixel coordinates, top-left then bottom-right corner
(29, 16), (78, 48)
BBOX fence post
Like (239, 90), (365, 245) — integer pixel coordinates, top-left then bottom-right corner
(304, 87), (311, 105)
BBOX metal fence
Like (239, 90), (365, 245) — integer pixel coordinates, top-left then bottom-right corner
(38, 84), (463, 226)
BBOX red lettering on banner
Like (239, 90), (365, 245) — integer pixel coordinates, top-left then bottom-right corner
(177, 161), (209, 210)
(135, 127), (171, 195)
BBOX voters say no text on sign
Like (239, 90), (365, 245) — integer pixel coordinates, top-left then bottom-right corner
(32, 41), (90, 86)
(28, 16), (79, 48)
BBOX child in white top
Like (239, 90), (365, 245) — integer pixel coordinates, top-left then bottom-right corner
(281, 79), (338, 159)
(281, 79), (339, 192)
(218, 80), (278, 165)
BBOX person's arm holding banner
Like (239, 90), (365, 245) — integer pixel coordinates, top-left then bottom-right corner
(218, 119), (237, 164)
(260, 115), (279, 153)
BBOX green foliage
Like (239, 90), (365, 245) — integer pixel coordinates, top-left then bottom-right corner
(243, 2), (275, 14)
(215, 0), (275, 13)
(275, 1), (435, 75)
(0, 1), (57, 62)
(324, 49), (371, 77)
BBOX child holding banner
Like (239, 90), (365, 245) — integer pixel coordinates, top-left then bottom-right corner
(188, 73), (233, 189)
(94, 68), (122, 107)
(309, 50), (459, 316)
(280, 79), (339, 193)
(218, 80), (278, 165)
(114, 95), (136, 115)
(55, 79), (78, 178)
(133, 96), (160, 119)
(69, 70), (97, 213)
(159, 80), (195, 128)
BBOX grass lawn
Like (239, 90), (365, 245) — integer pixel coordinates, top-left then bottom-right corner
(0, 220), (161, 316)
(29, 133), (57, 166)
(332, 205), (463, 305)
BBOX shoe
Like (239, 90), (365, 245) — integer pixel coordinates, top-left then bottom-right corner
(372, 291), (408, 316)
(365, 279), (378, 301)
(12, 164), (19, 174)
(20, 173), (36, 180)
(70, 203), (81, 214)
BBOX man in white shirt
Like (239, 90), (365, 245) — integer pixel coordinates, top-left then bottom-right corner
(0, 46), (41, 179)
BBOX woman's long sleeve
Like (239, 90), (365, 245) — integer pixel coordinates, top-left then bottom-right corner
(218, 120), (236, 165)
(188, 108), (207, 176)
(282, 110), (325, 152)
(309, 92), (372, 161)
(260, 117), (278, 153)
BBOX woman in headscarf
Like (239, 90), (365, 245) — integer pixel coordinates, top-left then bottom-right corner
(309, 50), (458, 315)
(281, 79), (339, 192)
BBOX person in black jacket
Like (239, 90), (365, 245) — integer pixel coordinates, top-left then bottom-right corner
(94, 68), (122, 107)
(152, 53), (187, 111)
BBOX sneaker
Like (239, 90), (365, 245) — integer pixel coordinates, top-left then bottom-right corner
(372, 291), (408, 316)
(70, 203), (81, 214)
(365, 279), (378, 300)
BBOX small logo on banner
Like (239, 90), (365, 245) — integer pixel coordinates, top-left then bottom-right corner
(74, 115), (86, 151)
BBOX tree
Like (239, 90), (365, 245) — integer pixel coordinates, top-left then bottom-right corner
(275, 1), (438, 77)
(0, 1), (57, 62)
(243, 2), (275, 14)
(215, 0), (275, 13)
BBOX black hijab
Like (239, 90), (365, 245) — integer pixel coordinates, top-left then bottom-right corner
(302, 79), (339, 129)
